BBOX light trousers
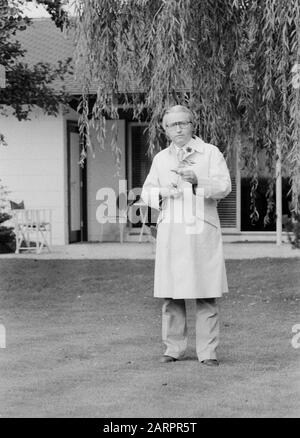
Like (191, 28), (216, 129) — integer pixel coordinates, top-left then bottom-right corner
(162, 298), (219, 361)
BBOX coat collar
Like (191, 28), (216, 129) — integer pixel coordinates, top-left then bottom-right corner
(168, 136), (205, 156)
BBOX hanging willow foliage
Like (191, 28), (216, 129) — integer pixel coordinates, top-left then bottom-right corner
(74, 0), (300, 217)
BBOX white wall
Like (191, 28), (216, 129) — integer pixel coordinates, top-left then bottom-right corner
(87, 120), (126, 241)
(0, 107), (66, 244)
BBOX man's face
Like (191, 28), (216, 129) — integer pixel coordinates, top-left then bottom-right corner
(164, 111), (193, 147)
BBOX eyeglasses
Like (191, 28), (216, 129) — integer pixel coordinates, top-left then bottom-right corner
(166, 121), (192, 130)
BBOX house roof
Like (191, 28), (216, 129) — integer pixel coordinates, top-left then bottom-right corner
(15, 18), (190, 97)
(14, 18), (84, 95)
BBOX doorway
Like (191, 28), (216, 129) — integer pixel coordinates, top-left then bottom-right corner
(67, 121), (87, 243)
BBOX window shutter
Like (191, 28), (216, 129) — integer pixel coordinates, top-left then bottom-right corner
(216, 146), (237, 229)
(217, 176), (237, 228)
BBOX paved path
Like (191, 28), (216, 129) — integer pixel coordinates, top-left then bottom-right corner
(0, 242), (300, 260)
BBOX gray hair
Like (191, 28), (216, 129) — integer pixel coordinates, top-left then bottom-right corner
(162, 105), (194, 130)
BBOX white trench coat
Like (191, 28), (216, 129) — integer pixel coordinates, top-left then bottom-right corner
(141, 136), (231, 299)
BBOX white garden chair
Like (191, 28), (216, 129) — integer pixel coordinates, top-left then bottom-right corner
(10, 202), (52, 254)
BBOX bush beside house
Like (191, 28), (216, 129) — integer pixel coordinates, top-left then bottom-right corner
(0, 180), (15, 253)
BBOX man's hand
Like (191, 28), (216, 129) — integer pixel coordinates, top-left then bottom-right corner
(171, 169), (197, 185)
(160, 187), (183, 199)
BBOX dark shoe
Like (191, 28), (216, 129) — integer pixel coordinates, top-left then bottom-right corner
(201, 359), (219, 367)
(160, 355), (177, 363)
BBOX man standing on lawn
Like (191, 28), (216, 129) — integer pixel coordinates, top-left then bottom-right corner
(141, 105), (231, 366)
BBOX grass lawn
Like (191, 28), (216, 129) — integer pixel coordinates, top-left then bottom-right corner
(0, 258), (299, 418)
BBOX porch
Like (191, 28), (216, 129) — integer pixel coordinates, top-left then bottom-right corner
(0, 241), (299, 260)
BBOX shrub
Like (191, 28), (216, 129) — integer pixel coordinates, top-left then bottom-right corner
(0, 180), (16, 252)
(283, 213), (300, 249)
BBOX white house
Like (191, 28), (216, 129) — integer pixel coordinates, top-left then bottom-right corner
(0, 19), (291, 245)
